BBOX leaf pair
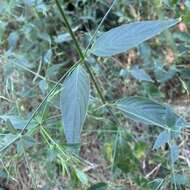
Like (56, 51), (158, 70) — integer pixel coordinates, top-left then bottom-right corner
(60, 18), (181, 145)
(60, 73), (188, 145)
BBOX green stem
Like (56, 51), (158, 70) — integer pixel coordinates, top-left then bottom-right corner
(55, 0), (106, 104)
(54, 0), (84, 60)
(54, 0), (122, 127)
(0, 1), (119, 153)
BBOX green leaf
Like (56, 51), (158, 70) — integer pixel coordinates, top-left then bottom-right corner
(141, 83), (164, 98)
(0, 115), (37, 130)
(170, 144), (179, 165)
(46, 64), (63, 79)
(115, 96), (187, 129)
(153, 131), (170, 150)
(130, 66), (153, 82)
(165, 106), (176, 128)
(60, 65), (90, 144)
(92, 19), (180, 57)
(16, 136), (36, 154)
(139, 43), (152, 65)
(154, 64), (177, 83)
(8, 31), (19, 49)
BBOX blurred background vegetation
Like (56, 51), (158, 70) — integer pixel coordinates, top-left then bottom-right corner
(0, 0), (190, 189)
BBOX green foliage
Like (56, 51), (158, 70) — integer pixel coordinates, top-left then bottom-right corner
(60, 65), (90, 145)
(92, 19), (180, 56)
(0, 115), (37, 130)
(0, 0), (190, 189)
(153, 130), (170, 150)
(170, 143), (179, 165)
(130, 66), (153, 82)
(115, 96), (187, 130)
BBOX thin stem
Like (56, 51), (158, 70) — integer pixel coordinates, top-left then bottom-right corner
(40, 125), (94, 167)
(54, 0), (106, 104)
(0, 134), (21, 152)
(111, 129), (120, 173)
(84, 0), (118, 55)
(54, 0), (122, 126)
(54, 0), (84, 60)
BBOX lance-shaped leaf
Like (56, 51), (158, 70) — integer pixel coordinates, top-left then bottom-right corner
(170, 144), (179, 165)
(153, 131), (171, 150)
(130, 66), (153, 82)
(115, 96), (188, 129)
(60, 65), (90, 144)
(92, 19), (180, 57)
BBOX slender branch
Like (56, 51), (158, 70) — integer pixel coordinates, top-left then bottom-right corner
(0, 135), (21, 152)
(54, 0), (122, 125)
(55, 0), (106, 104)
(84, 0), (118, 55)
(0, 0), (118, 152)
(54, 0), (84, 60)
